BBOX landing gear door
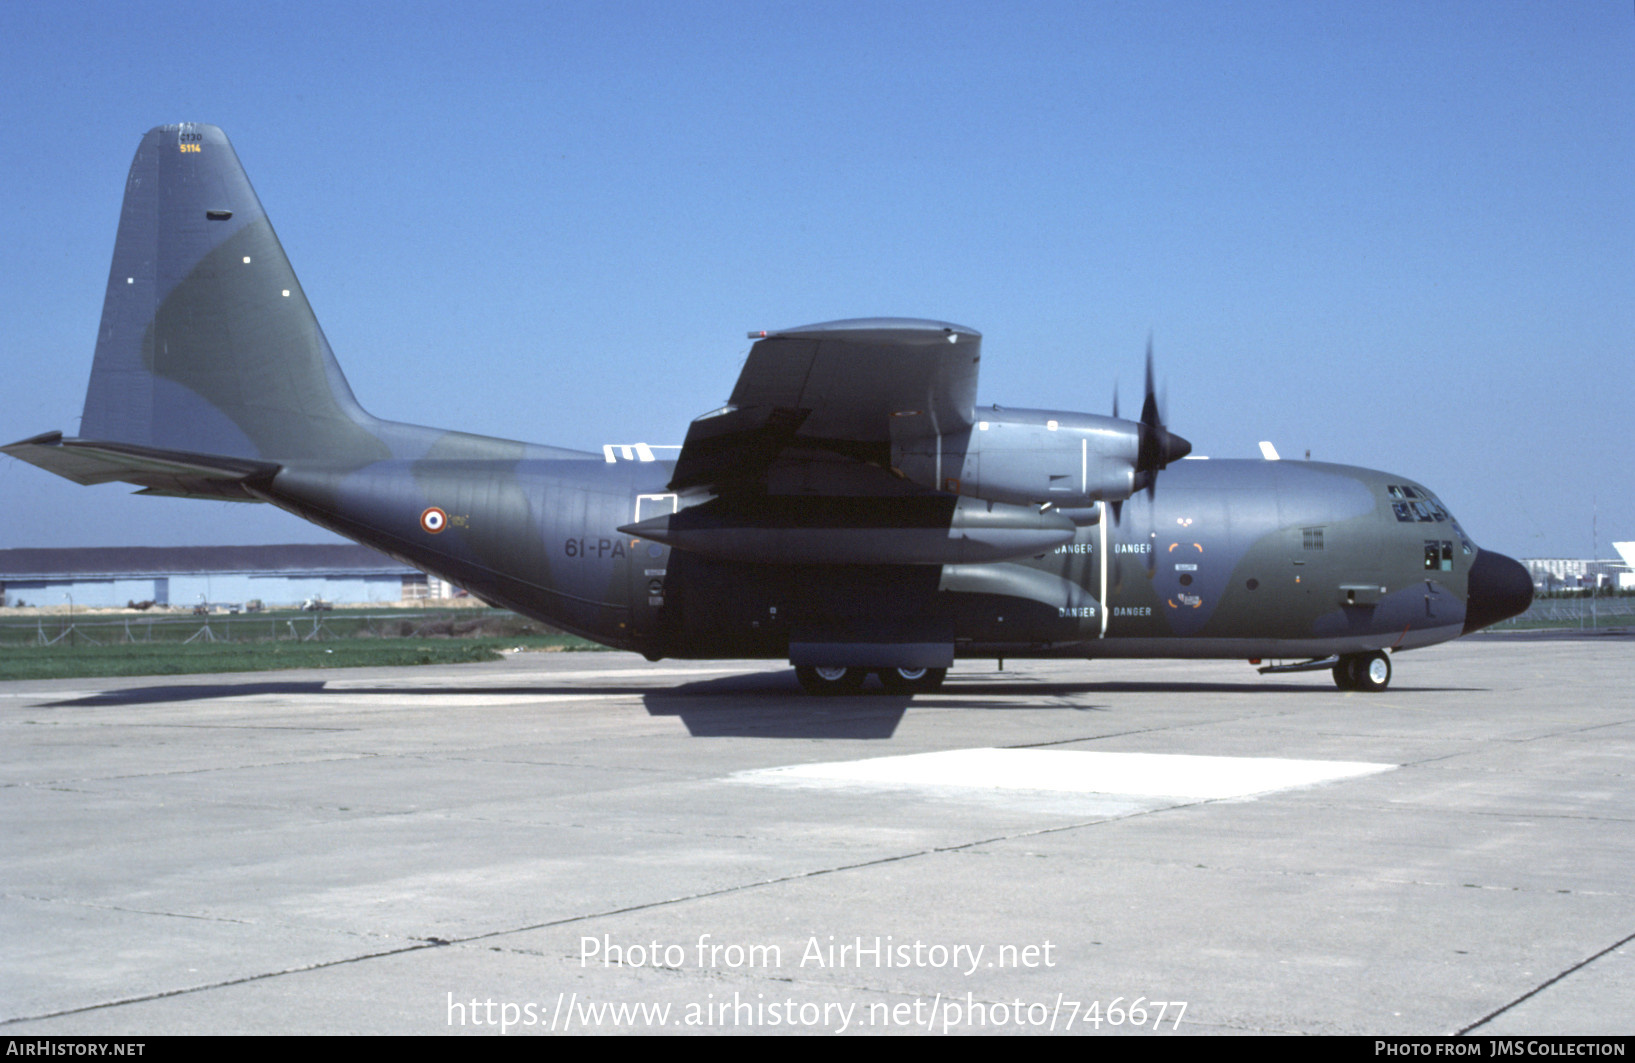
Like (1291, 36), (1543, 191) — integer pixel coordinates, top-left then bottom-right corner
(630, 493), (677, 636)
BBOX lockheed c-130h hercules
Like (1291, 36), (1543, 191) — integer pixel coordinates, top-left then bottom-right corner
(4, 125), (1535, 694)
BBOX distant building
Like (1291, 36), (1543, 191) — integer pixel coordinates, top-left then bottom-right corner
(1523, 553), (1631, 594)
(0, 544), (445, 609)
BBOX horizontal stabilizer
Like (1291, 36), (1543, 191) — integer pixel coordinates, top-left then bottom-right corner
(2, 431), (278, 501)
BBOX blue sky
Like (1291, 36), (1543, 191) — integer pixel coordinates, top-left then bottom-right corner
(2, 1), (1630, 559)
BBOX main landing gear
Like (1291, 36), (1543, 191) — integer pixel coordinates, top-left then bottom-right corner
(1332, 651), (1392, 692)
(794, 666), (947, 696)
(876, 666), (948, 695)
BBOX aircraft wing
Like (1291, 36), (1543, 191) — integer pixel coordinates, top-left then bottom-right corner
(668, 318), (980, 492)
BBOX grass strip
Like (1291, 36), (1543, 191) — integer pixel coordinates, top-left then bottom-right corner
(0, 634), (601, 681)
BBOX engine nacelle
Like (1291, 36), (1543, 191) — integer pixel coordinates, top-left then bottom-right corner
(619, 493), (1077, 565)
(892, 408), (1144, 509)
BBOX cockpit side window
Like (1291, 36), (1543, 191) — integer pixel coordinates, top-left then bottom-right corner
(1424, 540), (1453, 572)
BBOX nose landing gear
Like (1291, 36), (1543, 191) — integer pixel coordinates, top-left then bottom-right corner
(1333, 651), (1392, 692)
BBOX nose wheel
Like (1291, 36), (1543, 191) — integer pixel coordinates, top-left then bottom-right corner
(1333, 651), (1391, 692)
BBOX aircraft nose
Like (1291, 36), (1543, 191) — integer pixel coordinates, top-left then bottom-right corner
(1463, 548), (1533, 634)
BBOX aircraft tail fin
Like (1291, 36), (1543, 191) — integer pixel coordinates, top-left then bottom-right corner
(74, 124), (387, 466)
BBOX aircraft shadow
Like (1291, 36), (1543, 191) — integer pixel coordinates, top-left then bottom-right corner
(942, 679), (1285, 696)
(940, 679), (1479, 695)
(642, 672), (910, 739)
(31, 674), (907, 740)
(38, 681), (331, 708)
(31, 680), (667, 708)
(632, 672), (1414, 737)
(32, 673), (1480, 732)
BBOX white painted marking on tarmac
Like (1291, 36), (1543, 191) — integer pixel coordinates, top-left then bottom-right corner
(0, 690), (101, 700)
(307, 686), (595, 703)
(323, 664), (776, 689)
(733, 748), (1394, 801)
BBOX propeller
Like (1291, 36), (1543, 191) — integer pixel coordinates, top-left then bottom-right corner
(1134, 336), (1191, 497)
(1109, 382), (1124, 524)
(1109, 338), (1191, 529)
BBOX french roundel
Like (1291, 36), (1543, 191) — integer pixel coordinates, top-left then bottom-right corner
(420, 507), (447, 534)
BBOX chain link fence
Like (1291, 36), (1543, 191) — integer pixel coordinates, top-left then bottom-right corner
(0, 609), (544, 648)
(1495, 596), (1635, 628)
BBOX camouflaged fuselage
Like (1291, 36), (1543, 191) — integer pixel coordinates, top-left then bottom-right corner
(4, 124), (1534, 682)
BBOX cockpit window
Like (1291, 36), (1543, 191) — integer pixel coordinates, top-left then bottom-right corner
(1392, 485), (1473, 556)
(1452, 520), (1473, 555)
(1390, 486), (1447, 522)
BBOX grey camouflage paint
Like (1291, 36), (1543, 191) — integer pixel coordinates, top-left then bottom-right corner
(5, 125), (1532, 674)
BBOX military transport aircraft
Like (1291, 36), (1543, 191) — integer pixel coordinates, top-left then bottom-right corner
(4, 125), (1534, 694)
